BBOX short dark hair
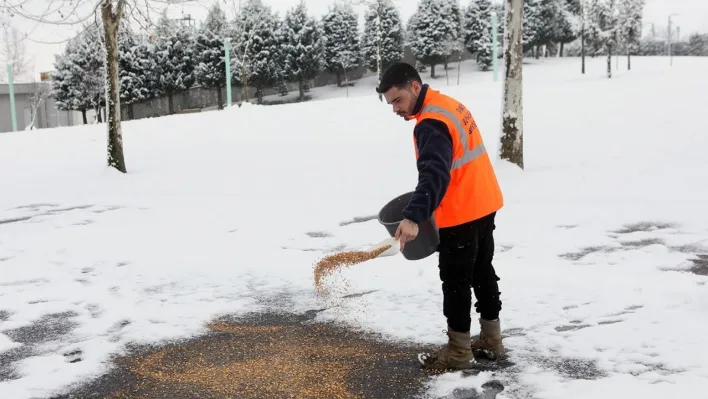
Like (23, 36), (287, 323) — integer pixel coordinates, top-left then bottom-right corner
(375, 62), (422, 94)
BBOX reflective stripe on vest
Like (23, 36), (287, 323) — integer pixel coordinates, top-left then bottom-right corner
(420, 104), (487, 171)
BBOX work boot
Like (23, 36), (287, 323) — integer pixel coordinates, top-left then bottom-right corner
(419, 329), (475, 371)
(470, 318), (505, 360)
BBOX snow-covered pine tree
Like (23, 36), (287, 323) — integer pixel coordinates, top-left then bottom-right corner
(154, 11), (196, 113)
(118, 25), (149, 120)
(235, 0), (283, 104)
(360, 0), (404, 78)
(618, 0), (644, 70)
(688, 34), (708, 56)
(407, 0), (458, 78)
(283, 1), (324, 101)
(195, 3), (230, 109)
(74, 23), (106, 122)
(51, 35), (90, 124)
(532, 0), (564, 58)
(321, 1), (361, 86)
(441, 0), (462, 70)
(555, 0), (581, 56)
(473, 0), (493, 70)
(463, 0), (482, 56)
(589, 0), (619, 77)
(523, 0), (543, 54)
(584, 0), (607, 57)
(131, 35), (160, 102)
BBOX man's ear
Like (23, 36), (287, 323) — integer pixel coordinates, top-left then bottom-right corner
(411, 81), (422, 95)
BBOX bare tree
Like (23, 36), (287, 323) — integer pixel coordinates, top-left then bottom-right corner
(101, 0), (126, 172)
(0, 23), (32, 81)
(0, 0), (205, 173)
(25, 79), (51, 129)
(499, 0), (524, 169)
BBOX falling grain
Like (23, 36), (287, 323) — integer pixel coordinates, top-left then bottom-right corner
(313, 245), (391, 297)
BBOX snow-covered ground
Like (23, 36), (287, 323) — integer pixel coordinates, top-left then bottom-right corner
(1, 56), (707, 399)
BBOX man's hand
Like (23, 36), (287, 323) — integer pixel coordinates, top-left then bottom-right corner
(395, 219), (419, 251)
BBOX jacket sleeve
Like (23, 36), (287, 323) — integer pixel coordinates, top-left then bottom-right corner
(401, 119), (453, 225)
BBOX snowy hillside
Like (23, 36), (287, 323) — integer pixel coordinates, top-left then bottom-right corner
(1, 56), (708, 399)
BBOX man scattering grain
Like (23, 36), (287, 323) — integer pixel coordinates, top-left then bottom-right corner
(375, 62), (505, 370)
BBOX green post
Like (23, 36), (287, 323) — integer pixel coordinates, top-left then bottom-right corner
(224, 39), (232, 107)
(6, 64), (18, 132)
(491, 11), (499, 82)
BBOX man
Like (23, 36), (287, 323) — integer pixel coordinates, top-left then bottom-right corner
(376, 62), (505, 370)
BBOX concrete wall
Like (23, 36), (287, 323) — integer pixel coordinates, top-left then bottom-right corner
(0, 82), (81, 133)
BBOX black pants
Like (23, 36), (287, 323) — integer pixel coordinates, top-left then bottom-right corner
(437, 211), (502, 333)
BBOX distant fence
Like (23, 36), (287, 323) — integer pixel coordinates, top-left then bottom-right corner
(120, 64), (371, 121)
(118, 45), (458, 122)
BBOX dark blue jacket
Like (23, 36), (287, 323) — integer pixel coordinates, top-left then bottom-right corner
(401, 84), (453, 225)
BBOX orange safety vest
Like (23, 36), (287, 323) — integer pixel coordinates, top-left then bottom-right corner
(410, 87), (503, 228)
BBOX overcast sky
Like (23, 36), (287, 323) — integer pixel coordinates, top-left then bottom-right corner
(3, 0), (707, 81)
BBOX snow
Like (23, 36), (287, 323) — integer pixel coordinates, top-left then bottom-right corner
(1, 56), (708, 398)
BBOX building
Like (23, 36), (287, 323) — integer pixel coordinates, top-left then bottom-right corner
(0, 81), (84, 133)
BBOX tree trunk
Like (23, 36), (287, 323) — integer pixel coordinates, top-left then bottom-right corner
(82, 109), (87, 124)
(241, 62), (249, 103)
(500, 0), (524, 170)
(581, 28), (586, 74)
(627, 42), (631, 71)
(607, 43), (612, 78)
(96, 106), (103, 123)
(217, 87), (223, 110)
(127, 103), (134, 120)
(375, 8), (383, 102)
(336, 70), (342, 87)
(560, 42), (564, 57)
(29, 108), (37, 130)
(168, 94), (174, 114)
(298, 77), (305, 101)
(430, 64), (436, 78)
(101, 0), (127, 173)
(535, 45), (540, 59)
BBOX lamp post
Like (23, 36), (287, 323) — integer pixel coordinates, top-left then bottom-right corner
(668, 13), (678, 66)
(224, 38), (232, 107)
(6, 64), (17, 132)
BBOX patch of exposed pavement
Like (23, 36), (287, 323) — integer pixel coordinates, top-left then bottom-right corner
(0, 311), (80, 382)
(1, 204), (123, 227)
(558, 221), (708, 276)
(689, 254), (708, 276)
(306, 231), (333, 238)
(51, 310), (438, 399)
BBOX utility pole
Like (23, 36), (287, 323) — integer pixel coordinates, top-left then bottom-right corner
(668, 13), (678, 66)
(6, 64), (17, 132)
(580, 0), (586, 74)
(225, 38), (232, 107)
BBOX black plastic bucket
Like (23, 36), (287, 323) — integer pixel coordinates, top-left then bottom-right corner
(377, 191), (440, 261)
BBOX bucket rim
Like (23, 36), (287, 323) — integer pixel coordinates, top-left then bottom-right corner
(377, 191), (415, 226)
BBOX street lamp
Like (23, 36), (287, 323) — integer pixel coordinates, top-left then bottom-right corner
(668, 13), (679, 66)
